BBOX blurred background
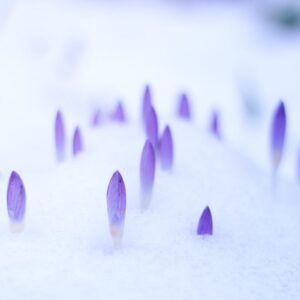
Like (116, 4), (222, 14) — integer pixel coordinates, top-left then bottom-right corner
(0, 0), (299, 180)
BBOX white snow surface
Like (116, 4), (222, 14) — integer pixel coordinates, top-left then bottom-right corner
(0, 0), (300, 299)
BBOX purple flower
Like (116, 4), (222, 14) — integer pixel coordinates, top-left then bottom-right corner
(210, 110), (221, 139)
(54, 110), (66, 161)
(145, 106), (158, 148)
(7, 171), (26, 223)
(197, 206), (213, 236)
(271, 101), (286, 170)
(140, 140), (156, 210)
(178, 93), (191, 120)
(111, 101), (126, 122)
(142, 85), (152, 127)
(107, 171), (126, 243)
(73, 126), (83, 156)
(159, 125), (174, 171)
(91, 109), (101, 127)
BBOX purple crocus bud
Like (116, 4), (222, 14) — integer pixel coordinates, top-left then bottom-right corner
(91, 109), (101, 127)
(159, 125), (174, 171)
(142, 85), (152, 127)
(107, 171), (126, 245)
(73, 126), (83, 156)
(7, 171), (26, 224)
(111, 101), (126, 122)
(210, 110), (221, 139)
(271, 101), (286, 170)
(145, 106), (158, 148)
(197, 206), (213, 236)
(55, 110), (66, 161)
(178, 93), (191, 120)
(140, 140), (156, 210)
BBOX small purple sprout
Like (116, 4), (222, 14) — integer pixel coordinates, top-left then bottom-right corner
(178, 93), (191, 120)
(111, 101), (126, 122)
(107, 171), (126, 246)
(91, 109), (102, 127)
(7, 171), (26, 224)
(73, 126), (83, 156)
(55, 110), (66, 161)
(197, 206), (213, 236)
(142, 85), (152, 127)
(140, 140), (156, 210)
(271, 101), (286, 171)
(210, 110), (221, 139)
(159, 125), (174, 171)
(145, 106), (158, 148)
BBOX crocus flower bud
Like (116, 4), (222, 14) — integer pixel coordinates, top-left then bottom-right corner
(91, 109), (101, 127)
(159, 125), (174, 171)
(111, 101), (126, 122)
(140, 140), (156, 210)
(210, 110), (221, 139)
(142, 85), (152, 127)
(178, 93), (191, 120)
(55, 110), (66, 161)
(107, 171), (126, 246)
(197, 206), (213, 236)
(73, 126), (83, 156)
(145, 106), (158, 148)
(7, 171), (26, 231)
(271, 101), (286, 171)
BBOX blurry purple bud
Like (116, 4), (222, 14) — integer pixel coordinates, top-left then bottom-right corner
(111, 101), (126, 122)
(55, 110), (66, 161)
(210, 110), (221, 139)
(73, 126), (83, 156)
(142, 85), (152, 126)
(145, 106), (158, 148)
(178, 93), (191, 120)
(159, 125), (174, 171)
(271, 101), (286, 170)
(197, 206), (213, 236)
(140, 140), (156, 210)
(107, 171), (126, 244)
(91, 109), (102, 127)
(7, 171), (26, 223)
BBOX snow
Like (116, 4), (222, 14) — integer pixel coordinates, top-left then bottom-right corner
(0, 0), (300, 299)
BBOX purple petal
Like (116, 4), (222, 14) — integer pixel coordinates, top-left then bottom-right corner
(142, 85), (152, 127)
(178, 93), (191, 120)
(91, 109), (102, 127)
(210, 110), (221, 139)
(107, 171), (126, 240)
(111, 101), (126, 122)
(145, 106), (158, 148)
(159, 125), (174, 170)
(271, 101), (286, 169)
(140, 140), (156, 209)
(73, 126), (83, 156)
(55, 110), (66, 161)
(197, 206), (213, 236)
(7, 171), (26, 223)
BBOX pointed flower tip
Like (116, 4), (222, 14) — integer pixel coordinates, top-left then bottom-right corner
(178, 93), (191, 120)
(271, 100), (287, 169)
(91, 109), (101, 127)
(107, 171), (126, 241)
(210, 111), (221, 139)
(142, 84), (152, 126)
(197, 206), (213, 236)
(140, 139), (156, 192)
(145, 106), (158, 147)
(7, 171), (26, 223)
(55, 109), (66, 161)
(73, 126), (83, 156)
(111, 102), (126, 122)
(159, 125), (174, 171)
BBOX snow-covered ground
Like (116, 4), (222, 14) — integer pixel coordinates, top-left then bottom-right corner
(0, 0), (299, 299)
